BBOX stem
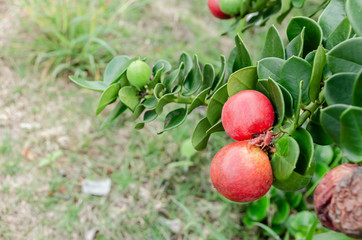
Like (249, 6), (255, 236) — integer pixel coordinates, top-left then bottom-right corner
(173, 97), (193, 104)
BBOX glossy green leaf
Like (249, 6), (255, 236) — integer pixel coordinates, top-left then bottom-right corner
(163, 63), (183, 93)
(257, 57), (285, 82)
(207, 84), (228, 125)
(201, 64), (215, 91)
(287, 17), (323, 56)
(292, 128), (314, 175)
(212, 56), (227, 92)
(227, 67), (257, 97)
(340, 107), (362, 162)
(346, 0), (362, 36)
(183, 55), (202, 96)
(314, 144), (334, 165)
(272, 199), (290, 224)
(233, 34), (252, 70)
(154, 83), (165, 99)
(261, 25), (285, 59)
(286, 211), (316, 239)
(104, 55), (133, 84)
(312, 232), (355, 240)
(148, 66), (164, 89)
(134, 110), (158, 130)
(251, 222), (281, 240)
(132, 97), (158, 120)
(307, 108), (333, 145)
(153, 59), (172, 74)
(309, 46), (326, 101)
(188, 88), (210, 114)
(178, 52), (193, 83)
(320, 104), (349, 145)
(158, 107), (188, 134)
(206, 121), (224, 135)
(325, 18), (352, 50)
(292, 0), (304, 8)
(278, 84), (294, 118)
(96, 83), (121, 115)
(271, 136), (300, 181)
(285, 192), (302, 208)
(69, 76), (108, 92)
(327, 38), (362, 74)
(305, 50), (316, 65)
(155, 93), (177, 115)
(325, 73), (357, 105)
(318, 0), (346, 39)
(353, 69), (362, 107)
(192, 117), (211, 151)
(285, 28), (305, 59)
(280, 56), (312, 106)
(246, 196), (269, 222)
(118, 86), (140, 112)
(101, 101), (127, 128)
(278, 0), (292, 24)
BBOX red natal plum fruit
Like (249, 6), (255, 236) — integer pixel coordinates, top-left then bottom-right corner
(210, 141), (273, 203)
(314, 163), (362, 238)
(207, 0), (231, 19)
(221, 90), (275, 141)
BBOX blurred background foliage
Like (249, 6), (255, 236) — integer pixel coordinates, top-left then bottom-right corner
(0, 0), (351, 239)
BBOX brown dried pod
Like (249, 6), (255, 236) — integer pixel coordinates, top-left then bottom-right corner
(314, 163), (362, 239)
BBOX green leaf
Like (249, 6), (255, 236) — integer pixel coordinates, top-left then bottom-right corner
(134, 110), (158, 130)
(188, 87), (210, 114)
(101, 101), (127, 128)
(104, 55), (134, 84)
(155, 93), (177, 115)
(307, 108), (333, 145)
(233, 34), (252, 70)
(153, 59), (172, 74)
(207, 84), (228, 125)
(325, 17), (352, 50)
(325, 73), (357, 105)
(318, 0), (346, 39)
(285, 28), (305, 59)
(278, 84), (294, 118)
(353, 70), (362, 107)
(327, 37), (362, 74)
(201, 64), (215, 91)
(271, 136), (300, 181)
(227, 66), (257, 97)
(312, 232), (355, 240)
(246, 196), (269, 222)
(257, 57), (285, 82)
(158, 107), (188, 134)
(183, 55), (202, 96)
(132, 97), (158, 121)
(212, 56), (227, 92)
(163, 63), (183, 93)
(178, 52), (193, 83)
(286, 211), (316, 239)
(96, 83), (121, 115)
(69, 76), (108, 92)
(292, 128), (314, 175)
(340, 106), (362, 162)
(309, 46), (326, 101)
(154, 83), (165, 99)
(280, 56), (312, 106)
(206, 121), (224, 135)
(272, 199), (290, 225)
(292, 0), (304, 8)
(320, 104), (349, 146)
(118, 86), (140, 112)
(346, 0), (362, 36)
(314, 144), (334, 165)
(256, 79), (285, 126)
(278, 0), (292, 24)
(192, 117), (211, 151)
(261, 25), (285, 59)
(285, 192), (302, 208)
(273, 164), (315, 191)
(251, 222), (281, 240)
(286, 17), (323, 56)
(148, 66), (164, 89)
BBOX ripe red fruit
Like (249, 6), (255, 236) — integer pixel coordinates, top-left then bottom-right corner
(210, 141), (273, 202)
(222, 90), (275, 141)
(207, 0), (231, 19)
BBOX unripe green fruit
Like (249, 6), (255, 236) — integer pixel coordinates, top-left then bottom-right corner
(126, 60), (151, 89)
(219, 0), (242, 15)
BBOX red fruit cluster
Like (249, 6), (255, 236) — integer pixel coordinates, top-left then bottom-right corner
(210, 90), (275, 203)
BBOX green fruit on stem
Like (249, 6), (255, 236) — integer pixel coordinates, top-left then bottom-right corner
(126, 60), (151, 89)
(219, 0), (242, 15)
